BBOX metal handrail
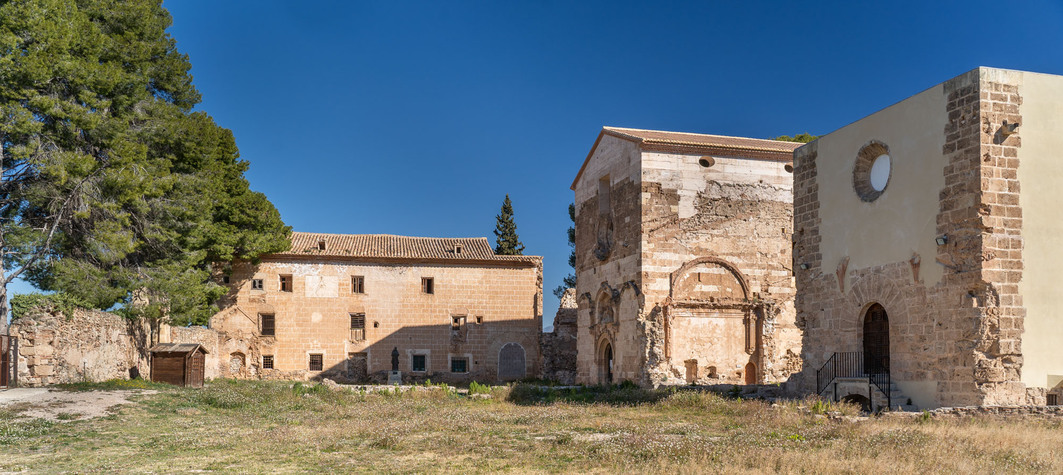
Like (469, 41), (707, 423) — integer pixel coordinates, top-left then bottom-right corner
(816, 351), (891, 409)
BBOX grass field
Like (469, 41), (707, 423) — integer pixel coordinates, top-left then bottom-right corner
(2, 379), (1062, 473)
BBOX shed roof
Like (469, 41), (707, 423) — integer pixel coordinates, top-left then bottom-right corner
(149, 343), (208, 355)
(571, 126), (801, 190)
(266, 232), (541, 265)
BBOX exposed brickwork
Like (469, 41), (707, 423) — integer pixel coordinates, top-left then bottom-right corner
(208, 233), (543, 384)
(540, 289), (577, 384)
(574, 128), (802, 387)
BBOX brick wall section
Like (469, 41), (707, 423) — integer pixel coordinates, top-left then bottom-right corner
(540, 288), (577, 384)
(211, 255), (543, 384)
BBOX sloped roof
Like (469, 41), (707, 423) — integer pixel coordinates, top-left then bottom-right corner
(571, 126), (801, 190)
(268, 232), (540, 264)
(149, 343), (208, 354)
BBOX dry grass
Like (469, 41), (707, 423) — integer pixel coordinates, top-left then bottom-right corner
(1, 380), (1061, 473)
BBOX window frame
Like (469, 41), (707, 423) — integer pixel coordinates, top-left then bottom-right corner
(262, 355), (274, 370)
(351, 275), (365, 294)
(421, 277), (434, 294)
(450, 358), (468, 374)
(411, 354), (427, 372)
(350, 313), (366, 341)
(260, 314), (275, 336)
(251, 278), (264, 291)
(309, 354), (323, 372)
(279, 274), (293, 292)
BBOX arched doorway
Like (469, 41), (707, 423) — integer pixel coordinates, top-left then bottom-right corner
(744, 362), (757, 385)
(863, 303), (890, 374)
(598, 341), (613, 384)
(498, 343), (526, 381)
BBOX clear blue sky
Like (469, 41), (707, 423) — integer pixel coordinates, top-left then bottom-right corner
(11, 0), (1063, 327)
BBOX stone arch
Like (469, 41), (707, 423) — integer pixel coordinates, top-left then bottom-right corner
(861, 302), (890, 374)
(841, 393), (872, 413)
(498, 343), (526, 382)
(845, 273), (908, 338)
(229, 352), (246, 377)
(596, 335), (614, 385)
(594, 284), (618, 325)
(669, 257), (750, 302)
(744, 362), (757, 385)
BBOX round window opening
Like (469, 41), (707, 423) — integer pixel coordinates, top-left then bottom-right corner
(853, 141), (892, 202)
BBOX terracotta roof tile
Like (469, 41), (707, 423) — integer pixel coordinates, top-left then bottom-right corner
(269, 232), (539, 264)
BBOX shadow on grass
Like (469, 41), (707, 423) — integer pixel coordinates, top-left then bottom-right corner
(506, 381), (683, 406)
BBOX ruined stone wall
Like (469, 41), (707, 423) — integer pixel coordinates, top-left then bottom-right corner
(573, 135), (644, 384)
(540, 289), (577, 384)
(8, 309), (150, 386)
(211, 257), (543, 384)
(640, 151), (800, 386)
(795, 67), (1031, 409)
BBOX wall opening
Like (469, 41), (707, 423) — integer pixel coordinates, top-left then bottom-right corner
(863, 303), (890, 374)
(498, 343), (526, 381)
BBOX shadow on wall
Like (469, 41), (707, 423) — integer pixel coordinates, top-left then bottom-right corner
(241, 320), (539, 386)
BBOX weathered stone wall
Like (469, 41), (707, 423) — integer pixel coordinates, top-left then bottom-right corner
(210, 255), (543, 384)
(794, 67), (1034, 409)
(573, 134), (644, 385)
(640, 151), (801, 387)
(8, 309), (150, 386)
(541, 289), (577, 384)
(573, 128), (801, 387)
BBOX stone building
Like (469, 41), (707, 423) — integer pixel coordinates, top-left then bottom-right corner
(794, 67), (1063, 410)
(199, 232), (543, 384)
(571, 127), (803, 387)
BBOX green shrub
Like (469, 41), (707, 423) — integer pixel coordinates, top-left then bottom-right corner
(11, 292), (92, 321)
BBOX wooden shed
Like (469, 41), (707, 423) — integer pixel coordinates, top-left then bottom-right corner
(149, 343), (208, 387)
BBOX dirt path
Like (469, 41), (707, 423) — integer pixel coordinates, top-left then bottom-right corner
(0, 388), (155, 421)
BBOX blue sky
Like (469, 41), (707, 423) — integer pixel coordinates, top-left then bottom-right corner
(11, 0), (1063, 327)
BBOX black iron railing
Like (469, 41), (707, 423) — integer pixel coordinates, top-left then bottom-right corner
(816, 351), (891, 410)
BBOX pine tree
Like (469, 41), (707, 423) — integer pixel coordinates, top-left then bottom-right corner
(552, 203), (576, 298)
(0, 0), (290, 325)
(493, 195), (525, 255)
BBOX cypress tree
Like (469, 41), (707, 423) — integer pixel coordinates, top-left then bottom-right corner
(493, 194), (525, 255)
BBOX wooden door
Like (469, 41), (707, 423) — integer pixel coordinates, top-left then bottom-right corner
(863, 303), (890, 374)
(189, 352), (205, 387)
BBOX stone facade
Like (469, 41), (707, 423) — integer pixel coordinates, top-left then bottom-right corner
(572, 127), (803, 387)
(8, 309), (152, 386)
(795, 67), (1063, 409)
(540, 288), (577, 384)
(203, 232), (543, 384)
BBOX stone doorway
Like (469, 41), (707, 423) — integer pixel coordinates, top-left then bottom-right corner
(498, 343), (527, 381)
(598, 340), (613, 384)
(744, 362), (757, 385)
(862, 303), (890, 374)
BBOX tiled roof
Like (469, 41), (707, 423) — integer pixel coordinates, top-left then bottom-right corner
(572, 126), (800, 190)
(149, 343), (208, 354)
(603, 127), (803, 154)
(268, 232), (540, 264)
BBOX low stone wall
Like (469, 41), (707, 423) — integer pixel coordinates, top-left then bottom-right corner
(9, 309), (151, 386)
(919, 405), (1063, 418)
(541, 289), (577, 384)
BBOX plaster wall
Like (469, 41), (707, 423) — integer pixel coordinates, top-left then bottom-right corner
(1016, 70), (1063, 390)
(815, 85), (948, 287)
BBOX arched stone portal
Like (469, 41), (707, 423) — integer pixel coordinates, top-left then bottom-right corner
(498, 343), (527, 381)
(598, 340), (614, 385)
(863, 303), (890, 374)
(744, 362), (757, 385)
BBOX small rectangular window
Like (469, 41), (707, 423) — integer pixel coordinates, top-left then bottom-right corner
(351, 276), (365, 294)
(421, 277), (434, 294)
(222, 275), (230, 284)
(1049, 394), (1060, 406)
(451, 315), (466, 330)
(318, 240), (326, 251)
(350, 313), (365, 341)
(262, 355), (274, 369)
(251, 278), (264, 290)
(412, 354), (426, 372)
(475, 315), (484, 324)
(309, 354), (323, 372)
(598, 176), (611, 215)
(260, 314), (275, 336)
(451, 358), (468, 373)
(280, 275), (292, 292)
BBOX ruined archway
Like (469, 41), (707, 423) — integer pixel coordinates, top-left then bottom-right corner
(598, 338), (614, 385)
(862, 303), (890, 374)
(841, 394), (872, 413)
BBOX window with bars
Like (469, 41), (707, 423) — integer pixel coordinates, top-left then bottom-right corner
(412, 354), (426, 372)
(351, 276), (365, 294)
(350, 313), (366, 341)
(260, 314), (275, 336)
(262, 355), (274, 369)
(421, 277), (434, 294)
(309, 354), (323, 372)
(279, 275), (292, 292)
(1049, 394), (1060, 406)
(450, 358), (468, 373)
(251, 278), (264, 290)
